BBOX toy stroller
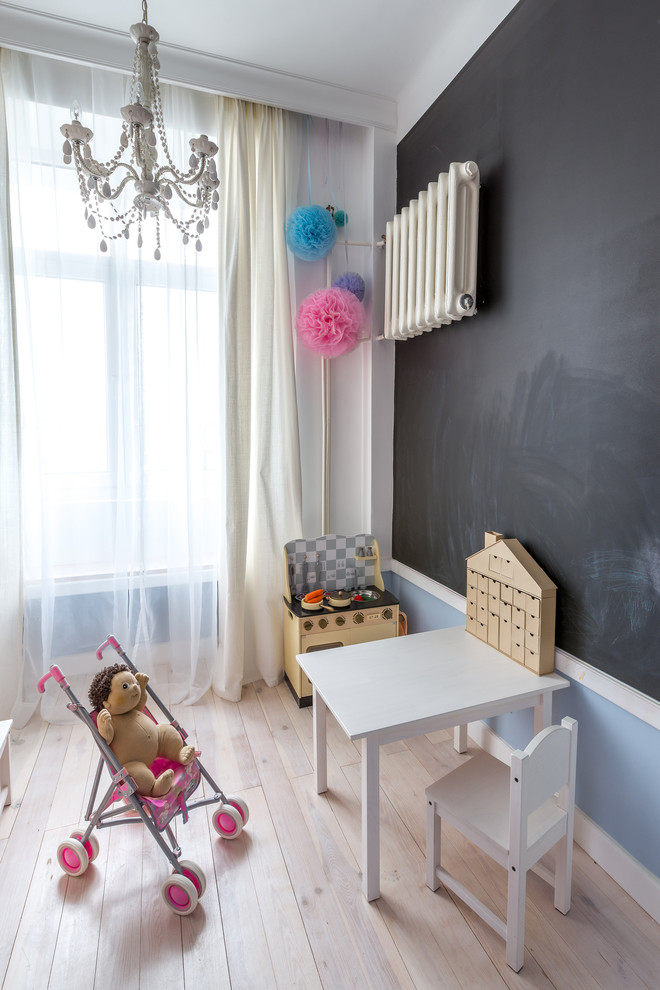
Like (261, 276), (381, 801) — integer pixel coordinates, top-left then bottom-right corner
(38, 635), (249, 915)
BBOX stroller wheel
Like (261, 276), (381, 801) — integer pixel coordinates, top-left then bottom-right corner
(212, 803), (244, 840)
(225, 795), (249, 826)
(57, 837), (90, 877)
(71, 830), (100, 863)
(161, 873), (198, 916)
(178, 859), (207, 898)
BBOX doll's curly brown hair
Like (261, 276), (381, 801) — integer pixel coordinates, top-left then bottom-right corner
(88, 663), (130, 711)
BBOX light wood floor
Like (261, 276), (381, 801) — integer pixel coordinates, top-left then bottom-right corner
(1, 678), (658, 990)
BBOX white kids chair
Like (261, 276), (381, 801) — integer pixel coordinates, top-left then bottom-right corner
(425, 716), (578, 972)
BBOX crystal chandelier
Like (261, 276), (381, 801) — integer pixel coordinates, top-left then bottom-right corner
(60, 0), (219, 260)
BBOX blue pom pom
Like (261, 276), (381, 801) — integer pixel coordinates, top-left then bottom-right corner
(334, 209), (348, 228)
(332, 271), (365, 302)
(285, 205), (337, 261)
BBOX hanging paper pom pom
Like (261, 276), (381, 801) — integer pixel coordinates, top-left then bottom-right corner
(297, 287), (363, 358)
(285, 205), (337, 261)
(333, 209), (348, 228)
(332, 271), (365, 302)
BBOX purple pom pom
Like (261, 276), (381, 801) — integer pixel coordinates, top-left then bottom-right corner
(332, 271), (365, 302)
(296, 287), (363, 358)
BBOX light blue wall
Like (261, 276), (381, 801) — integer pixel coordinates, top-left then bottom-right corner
(384, 571), (660, 879)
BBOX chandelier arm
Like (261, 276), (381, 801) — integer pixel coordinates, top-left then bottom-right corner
(72, 143), (132, 179)
(154, 159), (208, 186)
(163, 183), (207, 208)
(97, 170), (142, 201)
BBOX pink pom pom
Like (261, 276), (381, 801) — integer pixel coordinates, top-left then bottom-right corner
(296, 287), (363, 358)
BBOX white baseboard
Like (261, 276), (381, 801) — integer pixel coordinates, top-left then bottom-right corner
(467, 720), (660, 924)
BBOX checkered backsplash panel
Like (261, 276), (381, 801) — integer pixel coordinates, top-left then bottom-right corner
(284, 533), (378, 596)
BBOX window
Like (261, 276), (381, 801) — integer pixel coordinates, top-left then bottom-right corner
(7, 69), (221, 591)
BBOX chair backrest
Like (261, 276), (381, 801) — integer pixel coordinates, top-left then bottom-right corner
(510, 716), (578, 822)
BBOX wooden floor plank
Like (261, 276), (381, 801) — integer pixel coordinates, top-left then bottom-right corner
(0, 723), (72, 985)
(93, 819), (144, 990)
(165, 803), (233, 990)
(239, 784), (323, 989)
(48, 822), (111, 990)
(254, 683), (313, 779)
(0, 712), (48, 840)
(2, 824), (69, 990)
(138, 825), (186, 990)
(239, 683), (380, 989)
(290, 769), (416, 990)
(46, 720), (96, 831)
(193, 689), (259, 795)
(207, 792), (278, 989)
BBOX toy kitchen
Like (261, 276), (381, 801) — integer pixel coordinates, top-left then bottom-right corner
(282, 533), (400, 706)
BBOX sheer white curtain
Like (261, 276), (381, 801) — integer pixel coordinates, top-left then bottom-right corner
(0, 63), (22, 721)
(1, 49), (303, 722)
(214, 99), (303, 700)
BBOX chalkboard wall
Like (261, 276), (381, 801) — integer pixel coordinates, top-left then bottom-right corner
(393, 0), (660, 700)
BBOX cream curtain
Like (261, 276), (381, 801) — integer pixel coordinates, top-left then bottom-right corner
(0, 61), (22, 721)
(214, 99), (303, 700)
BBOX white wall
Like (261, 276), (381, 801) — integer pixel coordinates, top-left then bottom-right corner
(291, 120), (396, 546)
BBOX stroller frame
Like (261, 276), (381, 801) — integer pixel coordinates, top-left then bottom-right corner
(38, 635), (249, 914)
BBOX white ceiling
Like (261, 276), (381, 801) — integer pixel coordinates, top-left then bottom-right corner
(4, 0), (471, 98)
(0, 0), (518, 136)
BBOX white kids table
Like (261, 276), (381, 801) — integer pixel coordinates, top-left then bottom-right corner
(298, 625), (569, 901)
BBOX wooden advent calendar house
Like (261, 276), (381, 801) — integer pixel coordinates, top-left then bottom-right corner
(466, 531), (557, 674)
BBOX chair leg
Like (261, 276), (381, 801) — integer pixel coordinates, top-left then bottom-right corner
(426, 800), (442, 891)
(553, 834), (572, 914)
(505, 865), (527, 972)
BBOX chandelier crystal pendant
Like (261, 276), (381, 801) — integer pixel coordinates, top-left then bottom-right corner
(60, 0), (219, 260)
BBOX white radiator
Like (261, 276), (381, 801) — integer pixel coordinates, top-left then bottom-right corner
(383, 161), (479, 341)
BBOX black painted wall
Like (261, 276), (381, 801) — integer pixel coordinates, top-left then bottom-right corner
(393, 0), (660, 699)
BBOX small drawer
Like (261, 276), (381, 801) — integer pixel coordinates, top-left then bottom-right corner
(525, 611), (540, 635)
(512, 605), (526, 629)
(476, 619), (488, 642)
(499, 601), (512, 622)
(526, 595), (540, 619)
(511, 637), (525, 663)
(466, 615), (477, 636)
(500, 583), (513, 604)
(488, 611), (499, 647)
(489, 593), (499, 610)
(478, 573), (489, 592)
(466, 597), (477, 618)
(525, 647), (540, 672)
(488, 578), (500, 597)
(524, 628), (538, 650)
(499, 614), (512, 653)
(513, 589), (527, 609)
(478, 589), (488, 607)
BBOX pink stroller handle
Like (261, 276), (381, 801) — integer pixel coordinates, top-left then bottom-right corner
(38, 665), (69, 693)
(96, 635), (121, 661)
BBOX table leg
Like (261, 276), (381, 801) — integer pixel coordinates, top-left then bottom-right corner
(313, 687), (328, 794)
(534, 692), (553, 735)
(362, 736), (380, 901)
(454, 724), (468, 753)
